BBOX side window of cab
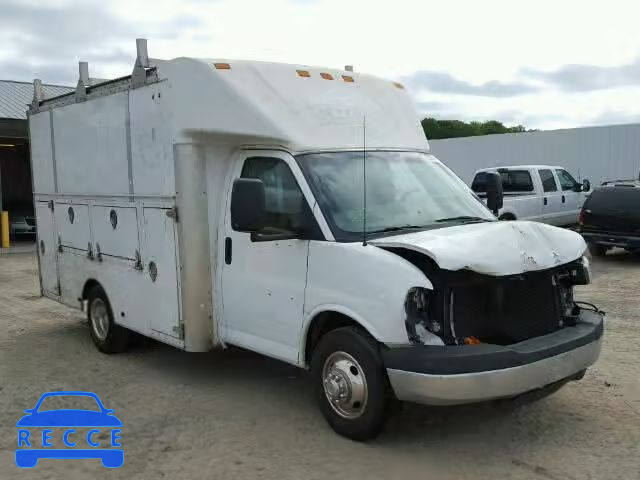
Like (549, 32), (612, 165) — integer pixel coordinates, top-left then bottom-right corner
(240, 156), (308, 236)
(555, 169), (579, 191)
(539, 169), (558, 192)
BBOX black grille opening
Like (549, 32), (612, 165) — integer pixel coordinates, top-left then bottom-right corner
(381, 247), (585, 346)
(450, 270), (561, 345)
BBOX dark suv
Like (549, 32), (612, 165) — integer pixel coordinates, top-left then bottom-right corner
(578, 180), (640, 256)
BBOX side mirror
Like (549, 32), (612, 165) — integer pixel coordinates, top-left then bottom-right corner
(485, 172), (504, 215)
(582, 179), (591, 192)
(231, 178), (266, 232)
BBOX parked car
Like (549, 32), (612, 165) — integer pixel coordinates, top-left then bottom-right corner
(578, 180), (640, 256)
(471, 165), (590, 225)
(6, 203), (37, 236)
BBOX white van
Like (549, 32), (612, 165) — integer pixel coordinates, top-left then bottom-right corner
(28, 40), (603, 440)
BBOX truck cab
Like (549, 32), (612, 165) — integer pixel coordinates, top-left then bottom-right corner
(28, 40), (604, 440)
(471, 165), (590, 225)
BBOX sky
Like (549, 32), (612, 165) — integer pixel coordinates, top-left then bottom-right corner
(2, 0), (640, 130)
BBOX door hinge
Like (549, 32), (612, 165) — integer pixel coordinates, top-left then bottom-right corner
(166, 207), (179, 222)
(48, 200), (55, 211)
(172, 324), (184, 339)
(133, 249), (143, 271)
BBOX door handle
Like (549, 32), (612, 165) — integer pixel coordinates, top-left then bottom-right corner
(543, 197), (548, 206)
(224, 237), (232, 265)
(562, 195), (566, 203)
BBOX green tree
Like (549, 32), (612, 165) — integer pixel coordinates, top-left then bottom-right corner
(421, 117), (527, 139)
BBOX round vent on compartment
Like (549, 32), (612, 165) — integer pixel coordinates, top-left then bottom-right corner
(149, 261), (158, 282)
(110, 209), (118, 229)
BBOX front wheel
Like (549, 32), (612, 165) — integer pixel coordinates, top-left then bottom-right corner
(310, 327), (392, 441)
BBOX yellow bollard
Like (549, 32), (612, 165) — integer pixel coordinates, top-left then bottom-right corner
(1, 211), (9, 248)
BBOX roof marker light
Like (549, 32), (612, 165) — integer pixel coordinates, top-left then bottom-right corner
(213, 63), (231, 70)
(296, 69), (311, 78)
(342, 75), (354, 83)
(320, 72), (334, 80)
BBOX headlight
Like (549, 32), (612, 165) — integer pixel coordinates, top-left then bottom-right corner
(404, 287), (443, 345)
(567, 255), (591, 285)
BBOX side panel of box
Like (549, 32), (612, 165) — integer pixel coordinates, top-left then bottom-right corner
(30, 112), (56, 194)
(130, 83), (175, 196)
(53, 92), (130, 195)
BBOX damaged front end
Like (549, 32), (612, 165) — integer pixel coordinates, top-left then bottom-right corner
(401, 252), (598, 347)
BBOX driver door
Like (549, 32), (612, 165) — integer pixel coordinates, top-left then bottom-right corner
(220, 151), (314, 364)
(555, 168), (582, 225)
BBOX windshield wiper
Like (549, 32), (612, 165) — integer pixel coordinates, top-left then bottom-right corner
(367, 225), (427, 234)
(434, 216), (492, 224)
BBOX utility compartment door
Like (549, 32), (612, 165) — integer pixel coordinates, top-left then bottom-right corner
(54, 203), (91, 251)
(143, 207), (181, 338)
(92, 205), (139, 259)
(35, 202), (59, 295)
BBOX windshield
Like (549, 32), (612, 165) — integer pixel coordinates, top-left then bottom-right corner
(297, 151), (494, 241)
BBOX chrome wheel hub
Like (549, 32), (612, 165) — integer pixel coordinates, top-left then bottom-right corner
(90, 298), (109, 341)
(322, 351), (368, 419)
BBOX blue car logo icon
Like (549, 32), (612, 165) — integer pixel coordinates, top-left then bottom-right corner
(16, 391), (123, 468)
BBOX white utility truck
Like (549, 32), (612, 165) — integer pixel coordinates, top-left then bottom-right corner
(471, 165), (591, 225)
(29, 39), (603, 440)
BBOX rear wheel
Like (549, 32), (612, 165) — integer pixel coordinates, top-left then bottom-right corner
(87, 285), (129, 353)
(499, 213), (516, 221)
(311, 327), (392, 441)
(588, 242), (607, 257)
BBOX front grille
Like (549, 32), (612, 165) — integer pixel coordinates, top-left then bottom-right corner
(450, 270), (562, 345)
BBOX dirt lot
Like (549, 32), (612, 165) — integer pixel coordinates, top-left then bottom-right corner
(1, 250), (639, 479)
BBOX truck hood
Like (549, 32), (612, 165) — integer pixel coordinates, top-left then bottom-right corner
(370, 220), (586, 276)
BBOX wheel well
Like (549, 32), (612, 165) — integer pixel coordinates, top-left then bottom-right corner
(499, 212), (516, 220)
(81, 279), (101, 300)
(304, 311), (370, 365)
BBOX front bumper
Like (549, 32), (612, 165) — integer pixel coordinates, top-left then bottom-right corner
(581, 231), (640, 249)
(384, 309), (603, 406)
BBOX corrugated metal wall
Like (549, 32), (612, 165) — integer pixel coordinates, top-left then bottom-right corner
(430, 124), (640, 186)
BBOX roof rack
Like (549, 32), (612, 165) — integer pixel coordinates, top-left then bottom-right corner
(29, 38), (158, 114)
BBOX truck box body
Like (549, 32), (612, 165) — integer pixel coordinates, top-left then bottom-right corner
(29, 55), (426, 353)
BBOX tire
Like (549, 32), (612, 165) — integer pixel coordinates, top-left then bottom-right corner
(87, 285), (129, 354)
(588, 242), (607, 257)
(499, 214), (516, 221)
(310, 326), (392, 441)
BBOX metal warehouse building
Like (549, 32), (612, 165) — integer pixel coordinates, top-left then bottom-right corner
(0, 80), (73, 239)
(430, 124), (640, 186)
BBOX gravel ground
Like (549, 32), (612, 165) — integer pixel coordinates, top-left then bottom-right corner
(1, 250), (639, 479)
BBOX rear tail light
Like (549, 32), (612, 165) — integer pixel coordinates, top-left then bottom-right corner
(578, 208), (585, 225)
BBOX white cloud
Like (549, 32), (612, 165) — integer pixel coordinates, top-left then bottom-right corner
(4, 0), (640, 129)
